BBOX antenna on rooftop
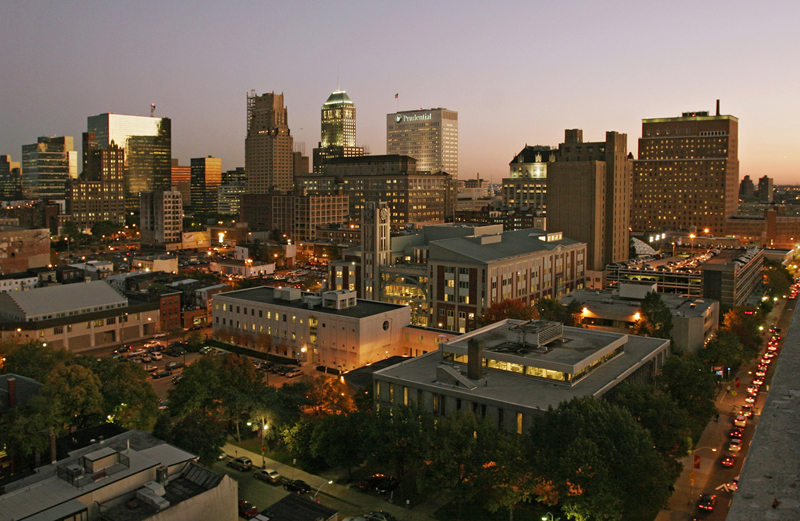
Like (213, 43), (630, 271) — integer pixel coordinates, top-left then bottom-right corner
(150, 103), (156, 117)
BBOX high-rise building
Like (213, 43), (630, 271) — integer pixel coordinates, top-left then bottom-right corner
(503, 145), (556, 211)
(67, 143), (126, 229)
(739, 175), (756, 201)
(387, 108), (458, 177)
(361, 202), (391, 300)
(245, 91), (294, 193)
(631, 103), (738, 236)
(21, 136), (77, 200)
(0, 155), (22, 200)
(190, 156), (222, 214)
(312, 91), (364, 173)
(86, 114), (172, 210)
(547, 130), (631, 284)
(171, 159), (192, 208)
(758, 175), (774, 203)
(140, 187), (182, 248)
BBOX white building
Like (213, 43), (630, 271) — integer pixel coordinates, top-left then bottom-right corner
(140, 187), (183, 248)
(387, 108), (458, 177)
(0, 272), (38, 293)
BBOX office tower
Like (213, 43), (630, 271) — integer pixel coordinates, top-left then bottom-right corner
(222, 167), (246, 185)
(67, 143), (126, 229)
(21, 136), (77, 200)
(548, 130), (631, 281)
(245, 91), (294, 193)
(0, 155), (22, 200)
(739, 175), (756, 201)
(171, 159), (192, 208)
(361, 201), (391, 300)
(140, 187), (182, 247)
(758, 175), (774, 203)
(503, 145), (556, 211)
(312, 91), (364, 172)
(387, 108), (458, 177)
(190, 156), (222, 214)
(631, 103), (738, 236)
(86, 113), (172, 211)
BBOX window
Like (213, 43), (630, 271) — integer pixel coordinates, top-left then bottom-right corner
(106, 317), (115, 325)
(54, 326), (63, 334)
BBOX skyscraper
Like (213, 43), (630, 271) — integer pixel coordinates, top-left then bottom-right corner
(387, 108), (458, 177)
(86, 113), (172, 210)
(140, 187), (182, 247)
(312, 91), (364, 172)
(0, 155), (22, 200)
(631, 103), (738, 236)
(67, 143), (126, 229)
(758, 175), (774, 203)
(547, 130), (630, 283)
(245, 91), (294, 193)
(190, 156), (222, 214)
(170, 159), (192, 208)
(21, 136), (77, 200)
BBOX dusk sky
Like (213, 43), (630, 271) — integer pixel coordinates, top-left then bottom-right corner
(2, 1), (798, 184)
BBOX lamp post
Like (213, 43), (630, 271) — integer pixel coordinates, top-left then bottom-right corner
(689, 233), (696, 256)
(689, 446), (717, 503)
(260, 422), (268, 468)
(314, 480), (333, 502)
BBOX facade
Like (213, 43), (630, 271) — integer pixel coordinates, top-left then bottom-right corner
(0, 280), (161, 351)
(190, 156), (222, 213)
(239, 190), (348, 242)
(739, 175), (756, 200)
(548, 130), (631, 283)
(561, 283), (719, 353)
(212, 287), (411, 371)
(631, 105), (739, 236)
(312, 90), (364, 173)
(140, 188), (183, 248)
(502, 145), (556, 211)
(387, 108), (458, 178)
(159, 291), (182, 333)
(454, 207), (546, 231)
(0, 430), (237, 521)
(21, 136), (78, 200)
(217, 182), (245, 215)
(209, 259), (275, 278)
(67, 143), (126, 230)
(131, 255), (179, 274)
(245, 91), (295, 193)
(86, 114), (172, 210)
(373, 319), (669, 434)
(170, 159), (192, 208)
(757, 175), (774, 203)
(0, 226), (51, 274)
(727, 207), (800, 249)
(0, 272), (39, 293)
(0, 155), (22, 200)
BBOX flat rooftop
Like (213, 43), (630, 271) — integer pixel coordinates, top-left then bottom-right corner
(563, 288), (716, 320)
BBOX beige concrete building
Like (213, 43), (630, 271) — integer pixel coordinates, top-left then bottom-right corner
(245, 91), (295, 192)
(140, 188), (183, 248)
(503, 145), (555, 211)
(0, 225), (50, 274)
(387, 108), (458, 178)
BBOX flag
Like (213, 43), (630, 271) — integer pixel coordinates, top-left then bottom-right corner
(693, 455), (701, 469)
(395, 93), (398, 99)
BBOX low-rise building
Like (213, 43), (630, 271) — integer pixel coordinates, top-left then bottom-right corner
(212, 287), (411, 371)
(209, 259), (275, 278)
(0, 225), (51, 274)
(0, 272), (39, 293)
(373, 319), (669, 434)
(132, 255), (179, 274)
(0, 430), (237, 521)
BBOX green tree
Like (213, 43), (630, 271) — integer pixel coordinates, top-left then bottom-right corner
(90, 220), (123, 239)
(632, 291), (674, 340)
(305, 374), (355, 416)
(527, 397), (673, 521)
(484, 433), (535, 521)
(763, 259), (792, 297)
(1, 341), (73, 381)
(167, 355), (223, 417)
(721, 308), (762, 357)
(699, 331), (748, 371)
(281, 419), (319, 463)
(479, 299), (537, 327)
(40, 364), (105, 431)
(169, 411), (228, 466)
(0, 395), (54, 468)
(218, 355), (267, 442)
(311, 412), (370, 482)
(658, 354), (718, 438)
(536, 297), (583, 326)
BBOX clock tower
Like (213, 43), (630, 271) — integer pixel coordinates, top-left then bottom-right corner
(362, 201), (391, 300)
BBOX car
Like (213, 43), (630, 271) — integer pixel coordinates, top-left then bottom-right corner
(284, 367), (303, 378)
(151, 351), (163, 360)
(270, 364), (286, 374)
(761, 357), (772, 365)
(111, 353), (125, 361)
(283, 479), (311, 494)
(755, 370), (766, 377)
(140, 354), (151, 363)
(376, 476), (400, 494)
(745, 394), (756, 404)
(129, 357), (143, 364)
(171, 374), (183, 384)
(727, 475), (740, 491)
(767, 345), (778, 352)
(741, 404), (754, 417)
(752, 378), (764, 386)
(364, 512), (398, 521)
(720, 454), (737, 467)
(199, 346), (213, 355)
(728, 427), (744, 438)
(152, 369), (173, 379)
(158, 399), (168, 410)
(734, 415), (747, 427)
(254, 468), (281, 484)
(697, 494), (717, 511)
(746, 386), (758, 394)
(144, 364), (158, 373)
(228, 456), (253, 471)
(113, 345), (133, 354)
(764, 352), (775, 359)
(728, 438), (742, 452)
(357, 473), (387, 491)
(166, 361), (185, 370)
(238, 500), (259, 519)
(130, 349), (147, 358)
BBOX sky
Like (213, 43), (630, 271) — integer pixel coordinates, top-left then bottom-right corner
(2, 1), (799, 184)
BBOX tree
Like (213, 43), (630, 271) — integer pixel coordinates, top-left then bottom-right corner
(632, 291), (673, 340)
(658, 354), (718, 438)
(40, 364), (105, 431)
(168, 411), (228, 466)
(763, 259), (792, 297)
(699, 331), (748, 371)
(311, 412), (371, 481)
(537, 297), (583, 326)
(167, 355), (224, 417)
(479, 299), (537, 327)
(218, 354), (267, 442)
(305, 374), (355, 416)
(0, 395), (54, 468)
(484, 433), (536, 521)
(527, 397), (673, 521)
(90, 220), (123, 239)
(281, 419), (319, 463)
(721, 308), (762, 357)
(62, 220), (82, 250)
(1, 341), (73, 382)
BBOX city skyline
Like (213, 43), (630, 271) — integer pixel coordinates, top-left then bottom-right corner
(1, 1), (798, 184)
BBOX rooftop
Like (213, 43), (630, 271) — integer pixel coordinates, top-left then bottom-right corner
(0, 280), (127, 320)
(260, 493), (338, 521)
(428, 228), (582, 264)
(562, 287), (717, 320)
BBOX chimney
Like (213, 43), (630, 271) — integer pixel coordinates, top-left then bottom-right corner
(716, 99), (720, 116)
(7, 377), (16, 408)
(467, 339), (483, 380)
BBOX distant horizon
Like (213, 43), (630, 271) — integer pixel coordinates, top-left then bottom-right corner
(2, 2), (798, 185)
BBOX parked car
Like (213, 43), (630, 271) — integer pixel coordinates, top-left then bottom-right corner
(199, 346), (213, 355)
(720, 454), (737, 467)
(376, 476), (400, 494)
(228, 457), (253, 471)
(151, 351), (163, 361)
(697, 494), (717, 511)
(728, 439), (742, 452)
(158, 399), (168, 410)
(254, 468), (281, 484)
(238, 500), (259, 519)
(144, 364), (158, 373)
(364, 512), (398, 521)
(171, 374), (183, 384)
(166, 361), (185, 370)
(152, 370), (173, 379)
(284, 367), (303, 378)
(357, 473), (387, 491)
(283, 479), (311, 494)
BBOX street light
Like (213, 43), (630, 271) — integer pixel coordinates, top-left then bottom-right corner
(313, 480), (333, 502)
(689, 446), (717, 502)
(260, 422), (269, 468)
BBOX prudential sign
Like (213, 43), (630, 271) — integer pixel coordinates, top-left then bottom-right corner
(396, 112), (432, 123)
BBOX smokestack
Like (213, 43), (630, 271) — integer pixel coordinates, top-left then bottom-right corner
(467, 339), (483, 380)
(716, 99), (720, 116)
(7, 377), (15, 408)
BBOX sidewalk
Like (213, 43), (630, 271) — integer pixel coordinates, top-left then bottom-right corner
(222, 442), (445, 520)
(655, 300), (785, 521)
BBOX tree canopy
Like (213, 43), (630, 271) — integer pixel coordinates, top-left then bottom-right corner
(631, 291), (673, 340)
(537, 297), (583, 326)
(658, 354), (718, 438)
(479, 299), (537, 327)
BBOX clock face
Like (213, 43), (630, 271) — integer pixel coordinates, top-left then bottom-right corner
(380, 208), (389, 221)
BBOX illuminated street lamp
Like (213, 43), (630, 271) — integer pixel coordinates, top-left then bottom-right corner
(313, 480), (333, 502)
